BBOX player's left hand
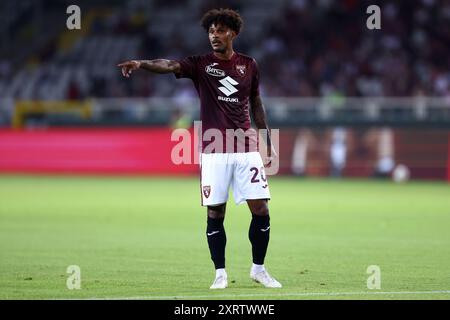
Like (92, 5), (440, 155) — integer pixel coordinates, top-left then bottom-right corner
(263, 146), (278, 168)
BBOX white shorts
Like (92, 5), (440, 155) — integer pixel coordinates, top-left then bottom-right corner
(200, 152), (271, 206)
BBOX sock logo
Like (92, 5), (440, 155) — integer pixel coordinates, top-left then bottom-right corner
(260, 226), (270, 232)
(207, 230), (220, 236)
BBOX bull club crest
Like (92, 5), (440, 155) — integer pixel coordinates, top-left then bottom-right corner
(236, 65), (246, 76)
(203, 185), (211, 198)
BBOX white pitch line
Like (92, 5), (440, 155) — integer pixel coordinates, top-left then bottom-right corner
(86, 290), (450, 300)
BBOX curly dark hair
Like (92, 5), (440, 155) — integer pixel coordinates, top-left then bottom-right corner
(200, 8), (243, 35)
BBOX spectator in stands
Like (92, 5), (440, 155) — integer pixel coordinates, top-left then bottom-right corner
(2, 0), (449, 100)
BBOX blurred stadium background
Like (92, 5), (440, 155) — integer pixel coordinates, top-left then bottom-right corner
(0, 0), (450, 298)
(0, 0), (449, 179)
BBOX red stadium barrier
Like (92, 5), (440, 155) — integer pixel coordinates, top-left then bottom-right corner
(0, 128), (198, 174)
(0, 128), (448, 179)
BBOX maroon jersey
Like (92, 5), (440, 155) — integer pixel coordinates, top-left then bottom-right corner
(175, 52), (259, 153)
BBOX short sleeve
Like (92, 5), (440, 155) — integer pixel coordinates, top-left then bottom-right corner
(174, 56), (199, 80)
(251, 59), (260, 98)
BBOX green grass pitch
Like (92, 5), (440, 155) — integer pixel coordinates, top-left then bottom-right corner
(0, 175), (449, 300)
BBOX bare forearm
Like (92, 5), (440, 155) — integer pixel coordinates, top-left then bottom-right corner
(139, 59), (180, 74)
(251, 95), (272, 148)
(252, 95), (270, 130)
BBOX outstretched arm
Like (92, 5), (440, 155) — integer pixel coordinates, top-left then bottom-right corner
(250, 94), (277, 165)
(117, 59), (181, 77)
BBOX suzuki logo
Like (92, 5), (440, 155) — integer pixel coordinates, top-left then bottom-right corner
(218, 76), (238, 96)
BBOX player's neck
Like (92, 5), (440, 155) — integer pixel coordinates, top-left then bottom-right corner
(213, 48), (235, 61)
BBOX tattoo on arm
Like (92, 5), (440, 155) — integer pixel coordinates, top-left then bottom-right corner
(251, 95), (272, 152)
(139, 59), (181, 74)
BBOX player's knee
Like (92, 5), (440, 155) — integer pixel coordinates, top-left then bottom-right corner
(207, 204), (226, 219)
(249, 200), (269, 216)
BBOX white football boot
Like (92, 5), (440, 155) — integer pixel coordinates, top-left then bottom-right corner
(250, 267), (282, 288)
(210, 269), (228, 289)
